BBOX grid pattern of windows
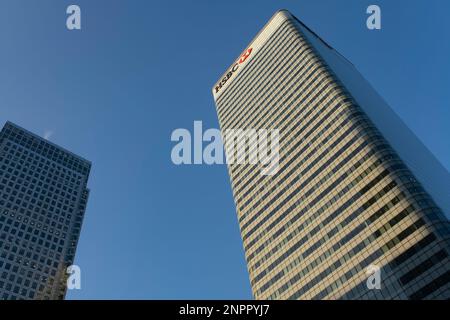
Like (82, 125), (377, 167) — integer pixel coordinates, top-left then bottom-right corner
(212, 10), (450, 300)
(0, 122), (90, 300)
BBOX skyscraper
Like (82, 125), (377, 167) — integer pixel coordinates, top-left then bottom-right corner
(212, 10), (450, 299)
(0, 121), (90, 300)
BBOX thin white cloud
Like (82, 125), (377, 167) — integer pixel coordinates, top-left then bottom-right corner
(43, 130), (54, 140)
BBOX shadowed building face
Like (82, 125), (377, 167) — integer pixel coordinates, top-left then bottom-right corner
(0, 121), (90, 300)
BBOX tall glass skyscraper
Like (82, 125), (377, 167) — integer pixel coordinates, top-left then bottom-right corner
(212, 10), (450, 299)
(0, 121), (90, 300)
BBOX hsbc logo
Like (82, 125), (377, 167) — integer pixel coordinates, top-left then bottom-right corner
(215, 48), (253, 94)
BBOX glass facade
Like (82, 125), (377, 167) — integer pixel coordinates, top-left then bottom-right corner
(212, 10), (450, 299)
(0, 121), (90, 300)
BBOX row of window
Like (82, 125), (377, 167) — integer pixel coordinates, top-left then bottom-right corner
(253, 171), (400, 289)
(289, 216), (425, 299)
(221, 40), (315, 131)
(242, 126), (384, 248)
(230, 67), (332, 191)
(267, 202), (419, 299)
(259, 173), (440, 298)
(259, 192), (409, 297)
(232, 80), (348, 207)
(246, 141), (382, 265)
(240, 104), (359, 232)
(255, 176), (398, 292)
(409, 269), (450, 299)
(1, 124), (90, 175)
(1, 142), (83, 180)
(250, 152), (389, 274)
(0, 125), (89, 300)
(228, 62), (329, 179)
(238, 93), (348, 215)
(233, 73), (341, 213)
(338, 232), (440, 299)
(216, 19), (298, 112)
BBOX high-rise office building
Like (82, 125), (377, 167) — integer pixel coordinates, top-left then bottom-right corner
(0, 121), (90, 300)
(212, 10), (450, 299)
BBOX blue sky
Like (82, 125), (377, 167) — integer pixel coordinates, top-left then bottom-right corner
(0, 0), (449, 299)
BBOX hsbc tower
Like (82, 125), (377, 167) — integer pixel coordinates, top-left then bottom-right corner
(212, 10), (450, 299)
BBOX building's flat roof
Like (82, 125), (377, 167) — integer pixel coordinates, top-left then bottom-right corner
(2, 121), (91, 166)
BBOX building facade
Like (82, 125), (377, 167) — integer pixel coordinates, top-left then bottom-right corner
(0, 121), (90, 300)
(212, 10), (450, 299)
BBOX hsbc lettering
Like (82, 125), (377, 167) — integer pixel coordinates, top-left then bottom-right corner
(215, 48), (253, 94)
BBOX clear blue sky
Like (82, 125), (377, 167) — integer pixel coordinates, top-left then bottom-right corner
(0, 0), (449, 299)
